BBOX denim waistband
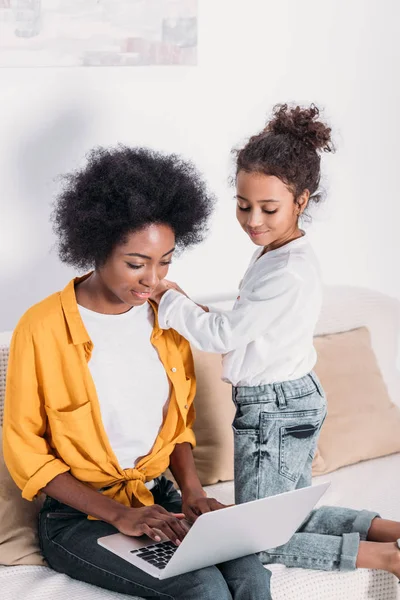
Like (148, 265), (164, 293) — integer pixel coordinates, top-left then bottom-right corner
(233, 372), (323, 403)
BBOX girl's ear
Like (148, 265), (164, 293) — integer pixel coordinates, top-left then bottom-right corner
(296, 190), (310, 215)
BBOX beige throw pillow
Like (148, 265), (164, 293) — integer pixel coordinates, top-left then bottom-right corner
(0, 428), (46, 566)
(190, 326), (400, 484)
(312, 327), (400, 474)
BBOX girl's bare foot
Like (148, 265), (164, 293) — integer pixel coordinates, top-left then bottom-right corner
(357, 540), (400, 579)
(388, 541), (400, 580)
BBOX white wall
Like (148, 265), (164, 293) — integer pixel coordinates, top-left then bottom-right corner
(1, 0), (399, 331)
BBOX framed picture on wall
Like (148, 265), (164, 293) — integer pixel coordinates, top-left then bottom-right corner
(0, 0), (198, 67)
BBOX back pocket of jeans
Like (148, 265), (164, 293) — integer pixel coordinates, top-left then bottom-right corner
(279, 419), (321, 482)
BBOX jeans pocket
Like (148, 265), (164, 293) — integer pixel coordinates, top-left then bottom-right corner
(232, 402), (262, 435)
(233, 406), (262, 503)
(278, 411), (325, 482)
(46, 512), (83, 519)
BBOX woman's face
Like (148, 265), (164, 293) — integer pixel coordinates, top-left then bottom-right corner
(97, 223), (175, 308)
(235, 170), (307, 249)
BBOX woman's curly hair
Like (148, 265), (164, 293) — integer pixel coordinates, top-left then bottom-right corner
(52, 145), (215, 269)
(235, 103), (334, 209)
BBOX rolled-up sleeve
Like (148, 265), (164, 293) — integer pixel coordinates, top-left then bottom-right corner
(3, 328), (69, 501)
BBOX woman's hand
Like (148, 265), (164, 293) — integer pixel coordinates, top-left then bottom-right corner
(112, 504), (188, 545)
(182, 491), (228, 524)
(151, 279), (188, 304)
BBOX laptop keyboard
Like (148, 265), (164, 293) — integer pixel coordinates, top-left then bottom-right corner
(131, 541), (178, 570)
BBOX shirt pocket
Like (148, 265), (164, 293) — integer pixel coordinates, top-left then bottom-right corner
(46, 401), (107, 467)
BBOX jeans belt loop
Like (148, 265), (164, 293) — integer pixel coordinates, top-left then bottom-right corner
(274, 382), (287, 408)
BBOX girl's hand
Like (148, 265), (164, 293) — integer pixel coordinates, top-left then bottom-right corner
(112, 504), (188, 546)
(181, 492), (228, 524)
(151, 279), (188, 304)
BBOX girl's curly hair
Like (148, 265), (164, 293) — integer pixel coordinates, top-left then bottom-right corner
(234, 103), (334, 208)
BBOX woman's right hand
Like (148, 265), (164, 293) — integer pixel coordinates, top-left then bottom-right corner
(112, 504), (188, 546)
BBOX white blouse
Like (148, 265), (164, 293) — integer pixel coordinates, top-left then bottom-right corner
(158, 235), (322, 387)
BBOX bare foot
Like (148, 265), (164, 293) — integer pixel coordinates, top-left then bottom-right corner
(357, 540), (400, 578)
(388, 542), (400, 580)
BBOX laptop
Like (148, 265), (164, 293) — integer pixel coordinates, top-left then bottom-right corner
(98, 482), (329, 580)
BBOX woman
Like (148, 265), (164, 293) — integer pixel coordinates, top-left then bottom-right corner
(3, 146), (272, 600)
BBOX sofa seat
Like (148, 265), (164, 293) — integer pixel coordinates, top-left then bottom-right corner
(2, 453), (400, 600)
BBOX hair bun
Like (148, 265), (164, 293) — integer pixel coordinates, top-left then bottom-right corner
(266, 103), (333, 152)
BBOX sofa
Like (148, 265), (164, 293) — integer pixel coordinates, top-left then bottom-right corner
(1, 285), (400, 600)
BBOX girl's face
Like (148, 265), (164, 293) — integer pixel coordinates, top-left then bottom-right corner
(236, 170), (308, 249)
(97, 223), (175, 309)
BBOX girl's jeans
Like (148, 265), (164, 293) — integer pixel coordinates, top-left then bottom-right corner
(233, 372), (379, 572)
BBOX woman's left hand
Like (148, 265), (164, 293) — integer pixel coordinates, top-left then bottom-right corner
(182, 492), (228, 523)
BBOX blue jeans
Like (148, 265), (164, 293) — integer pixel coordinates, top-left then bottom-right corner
(233, 372), (379, 572)
(38, 476), (272, 600)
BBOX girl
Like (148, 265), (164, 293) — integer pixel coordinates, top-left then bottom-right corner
(3, 146), (272, 600)
(152, 105), (400, 579)
(156, 103), (328, 502)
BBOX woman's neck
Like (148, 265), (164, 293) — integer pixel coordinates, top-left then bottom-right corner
(75, 272), (131, 316)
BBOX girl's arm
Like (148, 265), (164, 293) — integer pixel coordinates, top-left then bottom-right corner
(154, 279), (209, 313)
(157, 270), (302, 354)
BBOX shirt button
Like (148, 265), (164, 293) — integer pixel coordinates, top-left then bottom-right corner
(171, 367), (177, 373)
(184, 404), (189, 409)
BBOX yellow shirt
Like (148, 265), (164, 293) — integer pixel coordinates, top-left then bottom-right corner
(3, 276), (196, 509)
